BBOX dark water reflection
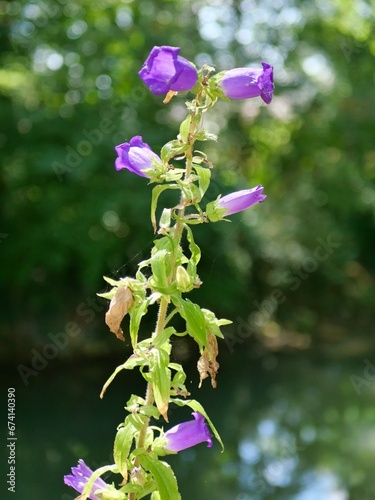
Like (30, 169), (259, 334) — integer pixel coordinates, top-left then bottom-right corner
(5, 352), (375, 499)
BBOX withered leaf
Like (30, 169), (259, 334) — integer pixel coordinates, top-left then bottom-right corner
(105, 286), (134, 341)
(198, 333), (219, 388)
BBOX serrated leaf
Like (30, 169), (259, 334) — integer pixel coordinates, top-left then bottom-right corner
(194, 130), (218, 142)
(113, 421), (136, 480)
(129, 299), (149, 348)
(171, 398), (224, 451)
(173, 296), (207, 347)
(138, 453), (181, 500)
(160, 140), (189, 163)
(184, 223), (201, 267)
(192, 164), (211, 200)
(151, 184), (180, 232)
(103, 276), (123, 287)
(80, 464), (119, 500)
(150, 250), (169, 289)
(150, 348), (171, 421)
(152, 326), (176, 348)
(178, 115), (191, 142)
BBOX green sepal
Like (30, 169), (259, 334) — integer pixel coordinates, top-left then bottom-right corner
(137, 452), (181, 500)
(149, 346), (171, 420)
(205, 197), (229, 222)
(113, 420), (136, 481)
(80, 463), (120, 500)
(171, 398), (224, 451)
(172, 296), (207, 347)
(160, 140), (189, 163)
(151, 184), (180, 232)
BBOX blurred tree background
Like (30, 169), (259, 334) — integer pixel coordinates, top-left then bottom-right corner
(2, 1), (375, 499)
(1, 0), (374, 361)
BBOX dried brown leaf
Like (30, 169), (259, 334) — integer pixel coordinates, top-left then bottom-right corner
(198, 333), (219, 388)
(105, 286), (134, 341)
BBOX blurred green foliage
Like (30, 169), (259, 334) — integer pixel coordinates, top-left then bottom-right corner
(1, 0), (375, 359)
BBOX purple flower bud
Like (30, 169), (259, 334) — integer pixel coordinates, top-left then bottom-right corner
(220, 62), (274, 103)
(206, 186), (266, 222)
(164, 412), (212, 453)
(64, 459), (108, 500)
(218, 186), (267, 215)
(115, 136), (161, 178)
(139, 46), (198, 96)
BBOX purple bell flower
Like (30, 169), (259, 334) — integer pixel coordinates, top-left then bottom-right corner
(206, 186), (266, 222)
(115, 136), (161, 178)
(219, 186), (267, 215)
(64, 459), (108, 500)
(220, 62), (274, 103)
(164, 412), (212, 453)
(139, 46), (198, 95)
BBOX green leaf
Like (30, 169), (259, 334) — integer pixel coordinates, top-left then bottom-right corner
(192, 165), (211, 200)
(173, 296), (207, 347)
(178, 115), (191, 142)
(113, 420), (136, 480)
(129, 299), (149, 348)
(160, 140), (189, 163)
(138, 452), (181, 500)
(103, 275), (122, 287)
(151, 184), (180, 232)
(152, 326), (176, 348)
(80, 464), (119, 500)
(201, 308), (232, 339)
(184, 223), (201, 267)
(149, 347), (171, 420)
(194, 130), (218, 142)
(150, 249), (169, 289)
(171, 398), (224, 451)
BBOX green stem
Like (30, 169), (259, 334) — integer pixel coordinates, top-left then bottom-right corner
(130, 97), (203, 500)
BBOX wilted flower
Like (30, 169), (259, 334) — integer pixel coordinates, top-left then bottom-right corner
(206, 186), (266, 222)
(115, 136), (161, 177)
(64, 459), (108, 500)
(139, 46), (198, 95)
(164, 412), (212, 452)
(217, 62), (274, 103)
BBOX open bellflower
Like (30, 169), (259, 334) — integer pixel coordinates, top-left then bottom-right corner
(115, 136), (161, 178)
(219, 62), (274, 103)
(164, 412), (212, 453)
(139, 46), (198, 95)
(64, 459), (108, 500)
(206, 186), (266, 222)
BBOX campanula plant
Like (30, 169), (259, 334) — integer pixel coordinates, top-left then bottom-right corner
(64, 45), (273, 500)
